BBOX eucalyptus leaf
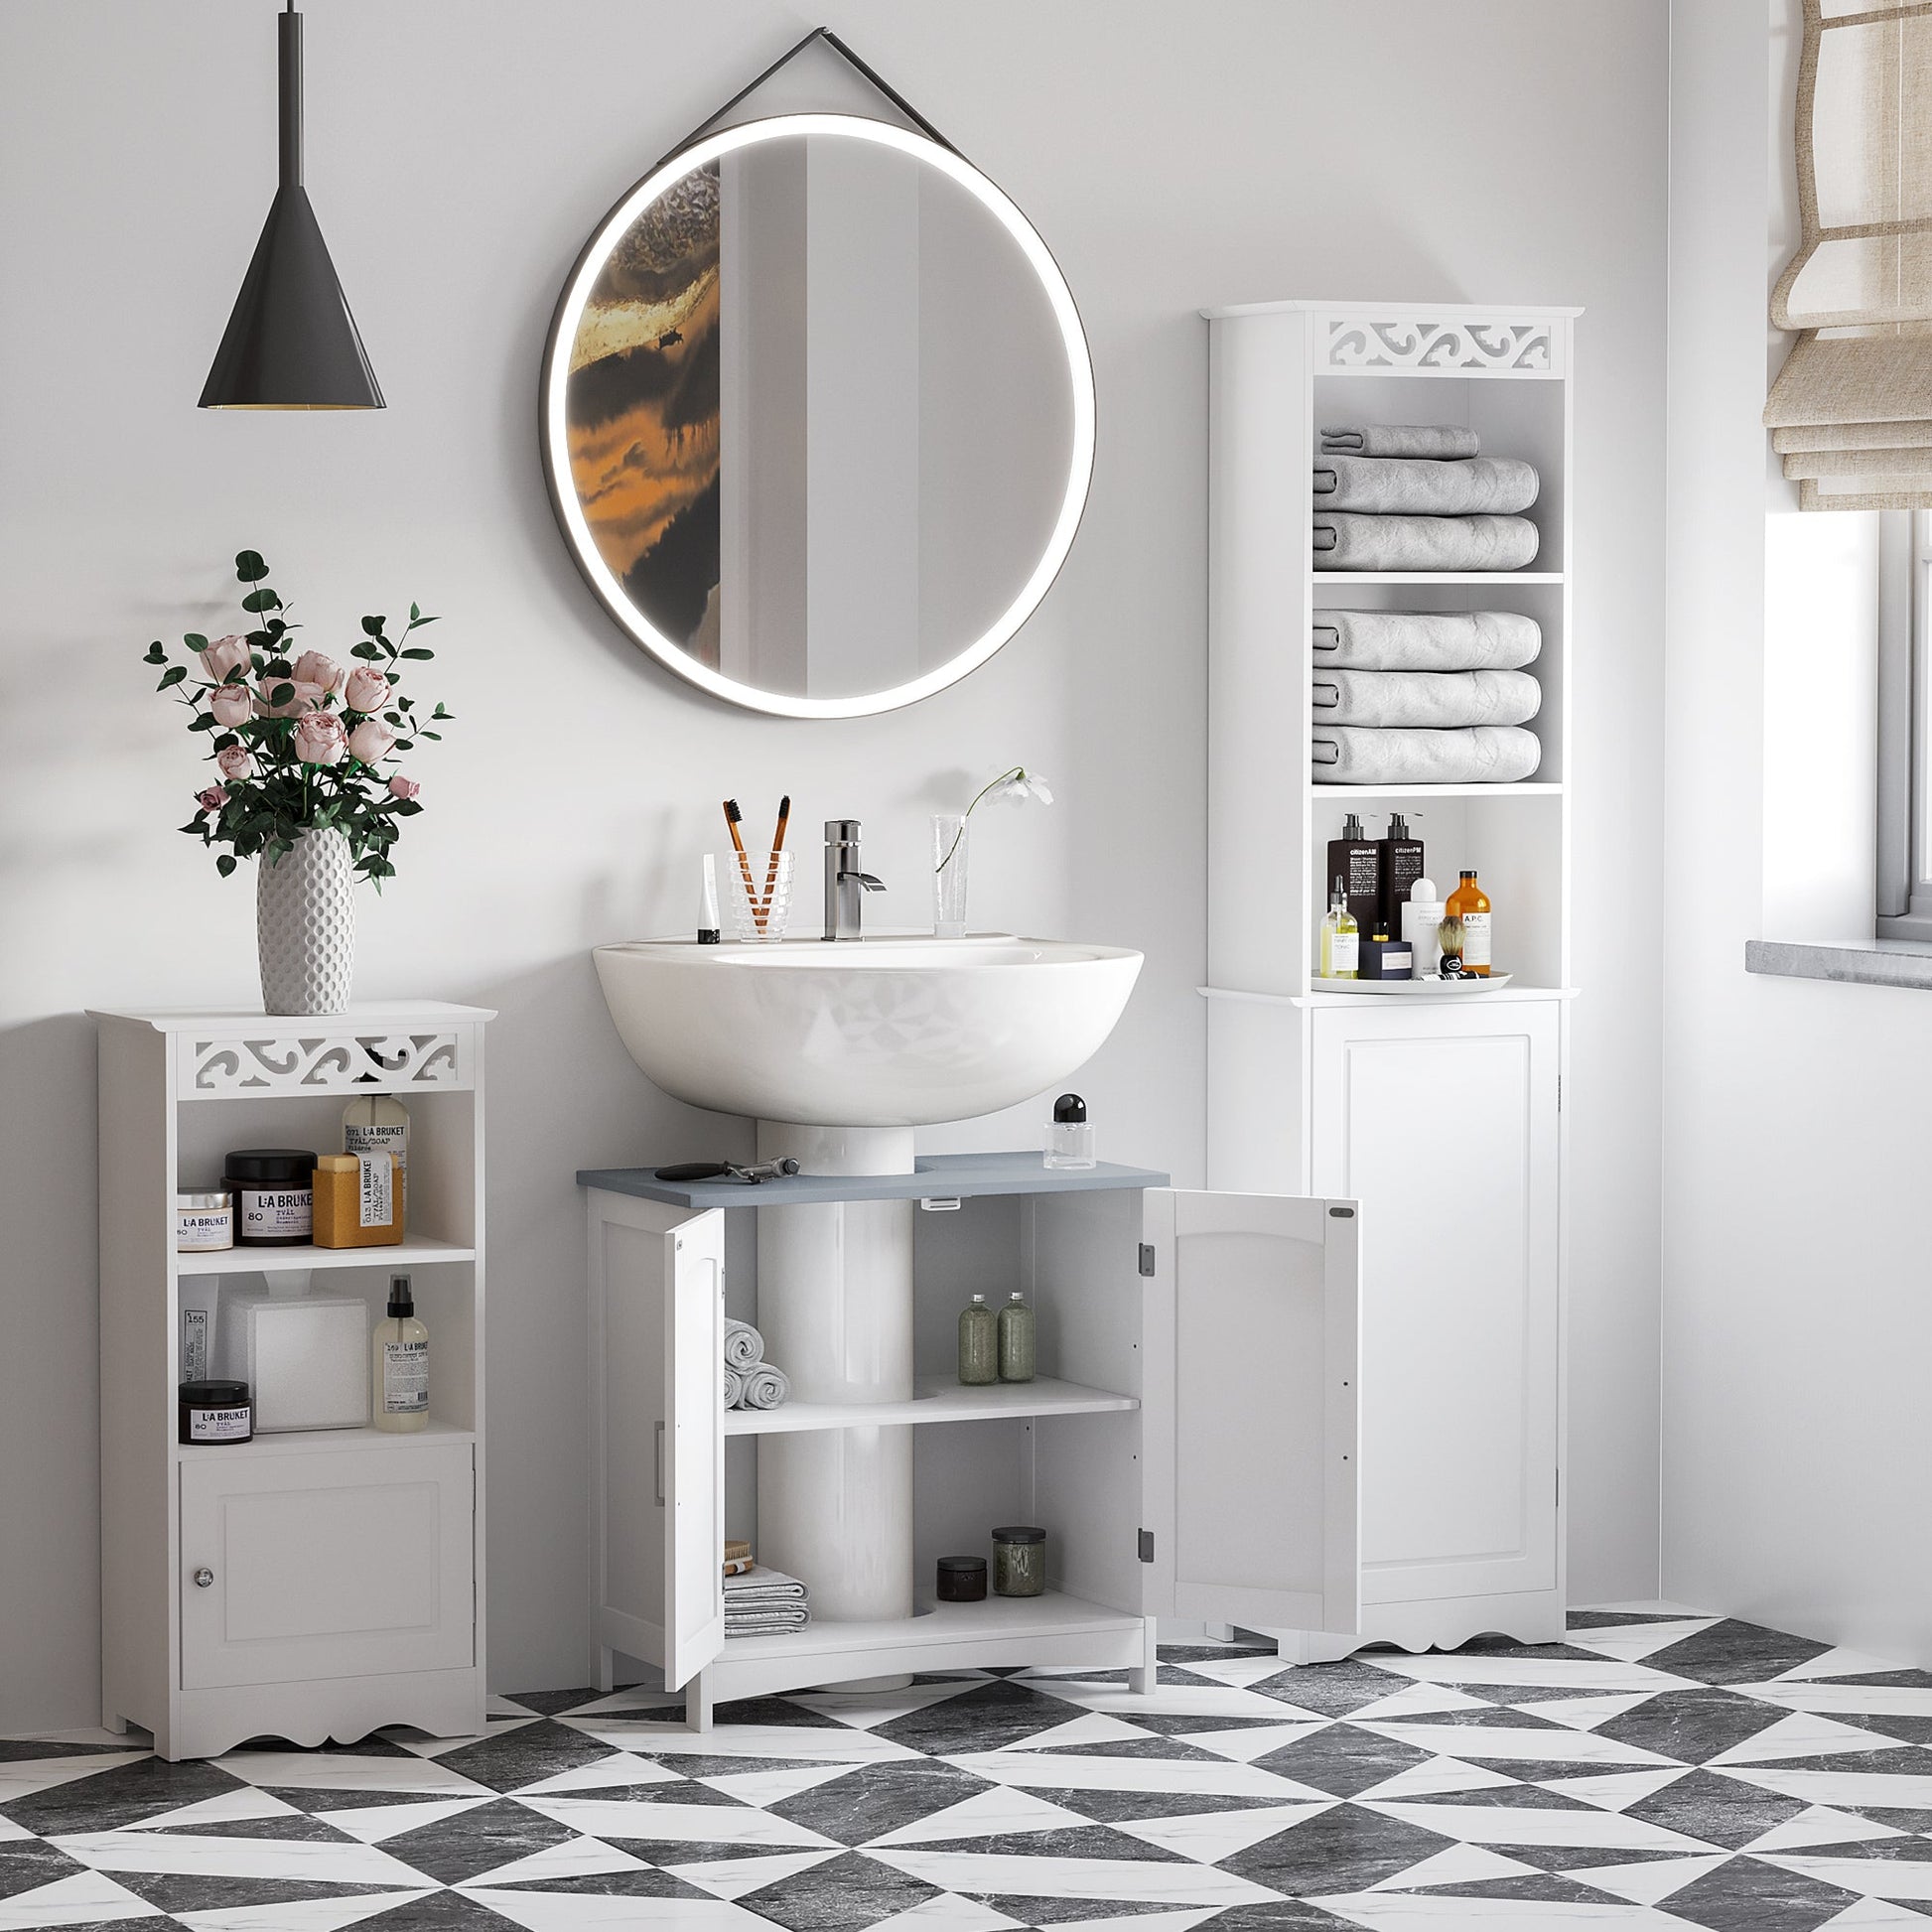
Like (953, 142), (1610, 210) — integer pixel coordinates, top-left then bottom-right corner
(144, 642), (167, 663)
(156, 666), (186, 689)
(270, 682), (295, 705)
(361, 616), (384, 636)
(216, 854), (237, 877)
(188, 714), (217, 733)
(184, 632), (208, 650)
(241, 588), (281, 614)
(351, 641), (381, 660)
(234, 550), (268, 582)
(399, 647), (434, 660)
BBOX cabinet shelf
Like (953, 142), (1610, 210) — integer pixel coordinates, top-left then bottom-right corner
(1312, 571), (1565, 586)
(174, 1235), (477, 1278)
(723, 1375), (1137, 1437)
(171, 1419), (477, 1462)
(1311, 781), (1563, 800)
(720, 1587), (1144, 1663)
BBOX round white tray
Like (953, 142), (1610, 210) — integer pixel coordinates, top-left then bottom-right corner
(1316, 971), (1513, 995)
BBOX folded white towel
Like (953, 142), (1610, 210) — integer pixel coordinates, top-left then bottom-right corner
(1313, 455), (1539, 517)
(1312, 610), (1541, 672)
(724, 1563), (809, 1604)
(1321, 425), (1478, 460)
(724, 1610), (812, 1634)
(1311, 725), (1542, 785)
(1314, 512), (1540, 572)
(1313, 668), (1541, 730)
(738, 1364), (790, 1411)
(723, 1366), (746, 1409)
(723, 1318), (763, 1370)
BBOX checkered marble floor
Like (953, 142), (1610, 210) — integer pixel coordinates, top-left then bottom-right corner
(12, 1607), (1932, 1931)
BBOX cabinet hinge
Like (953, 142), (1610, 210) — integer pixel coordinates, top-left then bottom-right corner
(1555, 1467), (1562, 1506)
(1138, 1529), (1155, 1563)
(1138, 1243), (1155, 1277)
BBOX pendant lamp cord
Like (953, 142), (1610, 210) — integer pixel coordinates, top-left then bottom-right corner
(278, 4), (303, 189)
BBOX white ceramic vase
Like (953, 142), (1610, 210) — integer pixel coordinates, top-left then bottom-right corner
(257, 830), (355, 1015)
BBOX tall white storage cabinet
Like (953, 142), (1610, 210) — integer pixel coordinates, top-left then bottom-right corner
(582, 1156), (1364, 1727)
(1202, 301), (1576, 1652)
(92, 1003), (491, 1761)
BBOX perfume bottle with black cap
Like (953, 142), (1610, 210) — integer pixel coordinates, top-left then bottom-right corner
(1043, 1093), (1095, 1170)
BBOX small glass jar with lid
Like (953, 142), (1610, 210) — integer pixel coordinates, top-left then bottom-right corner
(991, 1524), (1046, 1596)
(936, 1556), (988, 1602)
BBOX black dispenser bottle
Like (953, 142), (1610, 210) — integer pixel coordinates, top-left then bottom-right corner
(1377, 812), (1426, 927)
(1325, 813), (1380, 933)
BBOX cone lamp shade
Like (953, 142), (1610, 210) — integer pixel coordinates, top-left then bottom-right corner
(200, 5), (383, 410)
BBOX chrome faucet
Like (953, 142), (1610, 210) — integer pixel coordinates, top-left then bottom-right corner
(823, 819), (886, 940)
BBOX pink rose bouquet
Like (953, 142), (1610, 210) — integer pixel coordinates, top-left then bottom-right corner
(143, 548), (454, 886)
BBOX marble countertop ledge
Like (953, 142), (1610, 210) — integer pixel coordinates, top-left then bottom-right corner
(1746, 936), (1932, 990)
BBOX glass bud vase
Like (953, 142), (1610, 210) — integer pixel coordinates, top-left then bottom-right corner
(932, 813), (968, 939)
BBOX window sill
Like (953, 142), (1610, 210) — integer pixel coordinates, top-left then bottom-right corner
(1745, 936), (1932, 990)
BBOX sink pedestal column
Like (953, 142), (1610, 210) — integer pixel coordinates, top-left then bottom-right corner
(755, 1124), (915, 1629)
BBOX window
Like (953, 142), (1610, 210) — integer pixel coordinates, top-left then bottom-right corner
(1878, 510), (1932, 938)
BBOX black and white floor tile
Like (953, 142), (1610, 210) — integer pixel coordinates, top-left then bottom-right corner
(13, 1606), (1932, 1929)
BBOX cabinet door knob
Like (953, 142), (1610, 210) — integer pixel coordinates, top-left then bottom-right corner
(193, 1567), (214, 1588)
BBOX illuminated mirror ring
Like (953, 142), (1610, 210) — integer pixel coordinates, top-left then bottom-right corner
(540, 113), (1096, 719)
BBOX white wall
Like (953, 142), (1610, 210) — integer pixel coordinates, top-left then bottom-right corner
(1664, 0), (1932, 1660)
(0, 0), (1668, 1727)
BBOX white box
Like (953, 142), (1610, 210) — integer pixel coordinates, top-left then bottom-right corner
(216, 1284), (370, 1432)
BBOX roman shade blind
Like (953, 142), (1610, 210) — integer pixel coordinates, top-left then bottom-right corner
(1765, 0), (1932, 508)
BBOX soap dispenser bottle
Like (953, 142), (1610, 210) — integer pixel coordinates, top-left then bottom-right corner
(1319, 878), (1359, 978)
(372, 1273), (429, 1433)
(1376, 813), (1425, 927)
(1325, 813), (1380, 931)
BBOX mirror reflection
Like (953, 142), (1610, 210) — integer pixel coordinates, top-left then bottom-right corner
(548, 119), (1088, 711)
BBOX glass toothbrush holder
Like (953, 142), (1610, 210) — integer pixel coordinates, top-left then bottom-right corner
(725, 850), (792, 943)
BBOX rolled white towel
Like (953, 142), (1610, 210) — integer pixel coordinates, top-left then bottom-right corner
(723, 1318), (763, 1370)
(723, 1366), (746, 1409)
(739, 1364), (790, 1411)
(1311, 725), (1542, 786)
(1312, 667), (1541, 730)
(1312, 610), (1541, 672)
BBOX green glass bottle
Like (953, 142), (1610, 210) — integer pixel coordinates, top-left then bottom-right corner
(957, 1294), (997, 1385)
(998, 1291), (1036, 1383)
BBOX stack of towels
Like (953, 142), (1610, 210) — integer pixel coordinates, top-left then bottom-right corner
(1313, 425), (1540, 572)
(724, 1562), (811, 1635)
(723, 1318), (791, 1412)
(1311, 609), (1544, 785)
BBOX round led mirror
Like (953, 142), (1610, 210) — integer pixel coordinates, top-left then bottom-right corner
(541, 114), (1095, 718)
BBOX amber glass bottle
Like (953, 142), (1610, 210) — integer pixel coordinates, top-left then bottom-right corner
(1446, 870), (1492, 975)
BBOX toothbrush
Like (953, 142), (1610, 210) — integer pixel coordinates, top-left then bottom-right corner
(759, 795), (791, 922)
(722, 799), (761, 930)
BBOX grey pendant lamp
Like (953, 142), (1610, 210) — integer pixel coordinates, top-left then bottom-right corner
(199, 2), (383, 410)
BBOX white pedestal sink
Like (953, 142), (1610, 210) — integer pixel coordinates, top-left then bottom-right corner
(592, 934), (1144, 1642)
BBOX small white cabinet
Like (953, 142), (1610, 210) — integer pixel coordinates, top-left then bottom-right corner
(584, 1158), (1360, 1725)
(92, 1003), (492, 1761)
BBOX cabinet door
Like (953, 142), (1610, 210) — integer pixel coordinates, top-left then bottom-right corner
(1311, 1001), (1560, 1606)
(589, 1192), (726, 1691)
(1141, 1188), (1360, 1634)
(179, 1444), (473, 1690)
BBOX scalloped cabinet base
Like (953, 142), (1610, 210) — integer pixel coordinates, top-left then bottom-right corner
(90, 1001), (493, 1761)
(257, 830), (355, 1017)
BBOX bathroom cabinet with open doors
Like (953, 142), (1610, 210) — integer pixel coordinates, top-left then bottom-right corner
(583, 1156), (1361, 1727)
